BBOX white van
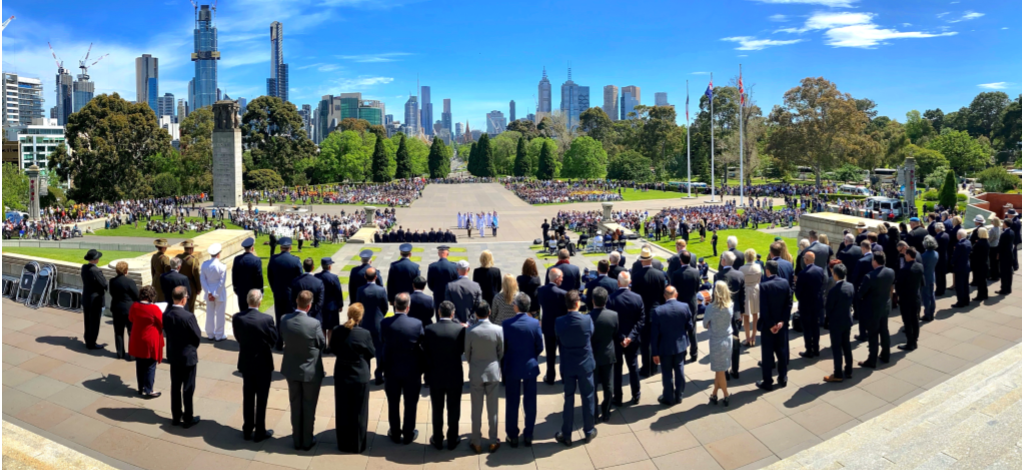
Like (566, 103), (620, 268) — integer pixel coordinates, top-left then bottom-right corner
(839, 185), (870, 196)
(864, 197), (904, 220)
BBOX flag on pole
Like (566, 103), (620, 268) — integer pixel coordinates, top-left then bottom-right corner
(738, 73), (745, 107)
(705, 80), (713, 100)
(685, 91), (689, 122)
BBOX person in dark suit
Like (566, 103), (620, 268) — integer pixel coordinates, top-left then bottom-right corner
(232, 237), (264, 313)
(316, 258), (344, 341)
(837, 234), (863, 274)
(517, 259), (542, 317)
(908, 219), (928, 254)
(769, 242), (795, 293)
(109, 261), (139, 360)
(584, 260), (618, 311)
(857, 252), (896, 368)
(971, 228), (990, 302)
(998, 219), (1015, 295)
(332, 303), (376, 453)
(670, 251), (701, 361)
(546, 249), (581, 291)
(281, 291), (326, 451)
(897, 248), (925, 351)
(81, 249), (108, 350)
(852, 241), (875, 342)
(554, 290), (597, 447)
(588, 287), (618, 421)
(935, 223), (950, 296)
(951, 230), (973, 308)
(537, 268), (568, 384)
(651, 286), (692, 406)
(795, 252), (826, 358)
(756, 261), (793, 392)
(423, 301), (466, 450)
(824, 264), (855, 382)
(348, 249), (383, 308)
(666, 239), (696, 279)
(232, 289), (278, 442)
(631, 247), (669, 375)
(607, 272), (644, 405)
(380, 293), (424, 445)
(473, 250), (503, 307)
(356, 267), (389, 385)
(501, 293), (543, 448)
(427, 246), (460, 310)
(388, 243), (421, 305)
(290, 258), (325, 323)
(163, 286), (202, 428)
(160, 258), (191, 310)
(718, 236), (746, 272)
(445, 260), (483, 324)
(608, 251), (626, 280)
(268, 237), (303, 350)
(409, 276), (435, 327)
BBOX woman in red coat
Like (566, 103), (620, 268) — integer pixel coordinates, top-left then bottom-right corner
(129, 286), (164, 398)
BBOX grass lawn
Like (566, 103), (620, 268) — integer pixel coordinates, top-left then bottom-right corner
(650, 228), (798, 267)
(91, 216), (221, 238)
(619, 188), (683, 202)
(1, 247), (151, 264)
(251, 236), (342, 311)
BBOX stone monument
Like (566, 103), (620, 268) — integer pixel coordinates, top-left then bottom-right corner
(903, 157), (916, 218)
(212, 100), (243, 207)
(364, 206), (377, 227)
(25, 165), (42, 219)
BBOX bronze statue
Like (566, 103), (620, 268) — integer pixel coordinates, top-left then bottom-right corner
(213, 100), (241, 131)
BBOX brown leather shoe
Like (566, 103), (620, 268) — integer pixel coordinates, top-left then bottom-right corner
(824, 375), (844, 383)
(470, 443), (483, 454)
(488, 443), (500, 453)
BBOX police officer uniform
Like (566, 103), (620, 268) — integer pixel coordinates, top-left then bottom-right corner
(232, 237), (264, 312)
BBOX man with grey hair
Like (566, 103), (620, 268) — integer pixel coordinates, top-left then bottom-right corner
(607, 271), (644, 405)
(537, 268), (568, 384)
(502, 292), (543, 448)
(445, 260), (482, 324)
(608, 251), (625, 279)
(160, 257), (191, 310)
(838, 233), (863, 271)
(719, 235), (745, 271)
(232, 289), (278, 442)
(920, 235), (939, 321)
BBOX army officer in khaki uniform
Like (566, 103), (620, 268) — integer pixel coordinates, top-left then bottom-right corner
(151, 238), (172, 302)
(177, 240), (203, 312)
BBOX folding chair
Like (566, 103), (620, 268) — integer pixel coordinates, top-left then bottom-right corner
(15, 261), (40, 304)
(2, 275), (18, 298)
(27, 264), (56, 309)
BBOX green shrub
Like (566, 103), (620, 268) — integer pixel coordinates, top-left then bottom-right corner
(939, 170), (958, 209)
(956, 193), (967, 202)
(922, 189), (939, 201)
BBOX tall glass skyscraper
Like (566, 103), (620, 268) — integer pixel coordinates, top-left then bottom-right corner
(72, 74), (94, 114)
(191, 5), (219, 111)
(55, 66), (74, 126)
(620, 86), (640, 120)
(266, 21), (288, 102)
(420, 86), (433, 136)
(560, 68), (588, 130)
(537, 67), (552, 120)
(403, 96), (419, 136)
(135, 54), (158, 110)
(442, 98), (452, 133)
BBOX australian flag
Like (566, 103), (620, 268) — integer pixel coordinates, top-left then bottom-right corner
(705, 80), (713, 100)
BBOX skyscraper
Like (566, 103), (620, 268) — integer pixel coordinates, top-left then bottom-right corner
(655, 92), (668, 106)
(603, 85), (619, 121)
(191, 5), (219, 111)
(55, 66), (73, 126)
(537, 67), (551, 120)
(177, 99), (188, 120)
(420, 85), (433, 136)
(560, 67), (588, 130)
(403, 95), (419, 136)
(237, 97), (247, 116)
(2, 73), (45, 127)
(266, 22), (288, 102)
(486, 110), (506, 134)
(441, 98), (452, 134)
(385, 114), (394, 126)
(72, 73), (95, 114)
(509, 100), (516, 122)
(157, 93), (176, 119)
(135, 54), (159, 110)
(300, 104), (312, 136)
(620, 85), (640, 120)
(455, 122), (462, 139)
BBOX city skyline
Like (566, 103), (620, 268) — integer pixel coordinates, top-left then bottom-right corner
(1, 0), (1019, 130)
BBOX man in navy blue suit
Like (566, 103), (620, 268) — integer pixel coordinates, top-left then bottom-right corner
(232, 237), (264, 313)
(670, 251), (701, 361)
(757, 260), (793, 392)
(315, 257), (343, 339)
(409, 276), (435, 327)
(427, 246), (459, 312)
(501, 293), (544, 448)
(857, 251), (896, 368)
(795, 252), (826, 358)
(268, 237), (303, 350)
(607, 272), (644, 406)
(951, 230), (973, 308)
(651, 286), (692, 406)
(852, 241), (875, 342)
(388, 244), (421, 305)
(824, 264), (855, 383)
(357, 266), (389, 385)
(537, 268), (568, 384)
(290, 258), (325, 323)
(769, 241), (795, 293)
(583, 260), (619, 311)
(546, 249), (581, 291)
(348, 250), (383, 308)
(380, 293), (424, 444)
(554, 290), (597, 447)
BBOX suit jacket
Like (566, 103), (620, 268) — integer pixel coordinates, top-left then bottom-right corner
(856, 266), (895, 326)
(908, 227), (928, 253)
(473, 267), (503, 306)
(356, 283), (389, 336)
(952, 239), (972, 274)
(671, 265), (701, 319)
(632, 265), (669, 340)
(795, 264), (826, 319)
(232, 308), (278, 376)
(583, 274), (618, 311)
(315, 271), (344, 316)
(718, 248), (746, 272)
(162, 305), (201, 367)
(896, 261), (925, 306)
(81, 263), (108, 309)
(380, 313), (424, 379)
(466, 319), (503, 384)
(160, 271), (191, 304)
(714, 267), (747, 315)
(387, 257), (421, 303)
(589, 308), (619, 366)
(109, 274), (139, 318)
(268, 253), (303, 313)
(1000, 229), (1016, 262)
(650, 299), (692, 357)
(607, 287), (644, 344)
(331, 326), (376, 383)
(409, 291), (435, 326)
(501, 313), (543, 380)
(758, 275), (792, 333)
(279, 311), (326, 383)
(852, 253), (874, 291)
(536, 283), (568, 335)
(290, 273), (325, 321)
(423, 319), (466, 387)
(771, 257), (795, 295)
(546, 262), (581, 292)
(348, 263), (383, 308)
(608, 265), (625, 280)
(807, 242), (831, 270)
(555, 311), (595, 376)
(666, 252), (697, 279)
(825, 280), (855, 330)
(427, 258), (459, 302)
(837, 245), (863, 272)
(232, 252), (264, 298)
(444, 276), (483, 324)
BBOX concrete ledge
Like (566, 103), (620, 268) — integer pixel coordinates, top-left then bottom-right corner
(1, 420), (115, 470)
(2, 239), (156, 252)
(348, 226), (378, 244)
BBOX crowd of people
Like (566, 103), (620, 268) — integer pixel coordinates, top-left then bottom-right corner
(456, 212), (499, 238)
(3, 216), (86, 240)
(505, 180), (626, 205)
(229, 208), (397, 246)
(243, 179), (427, 207)
(375, 226), (458, 244)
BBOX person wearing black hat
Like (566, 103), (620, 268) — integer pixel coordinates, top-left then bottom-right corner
(268, 237), (304, 350)
(233, 237), (264, 313)
(291, 258), (326, 323)
(349, 249), (383, 305)
(316, 258), (344, 343)
(388, 244), (421, 305)
(81, 249), (108, 349)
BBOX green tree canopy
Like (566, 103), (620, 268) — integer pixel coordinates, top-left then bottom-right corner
(939, 169), (958, 209)
(3, 162), (30, 211)
(471, 134), (497, 177)
(904, 144), (948, 182)
(579, 107), (617, 152)
(244, 168), (285, 190)
(339, 118), (371, 133)
(927, 129), (988, 175)
(395, 134), (412, 179)
(506, 119), (540, 140)
(976, 166), (1017, 193)
(241, 96), (317, 185)
(905, 110), (936, 144)
(316, 130), (375, 182)
(536, 138), (559, 180)
(512, 136), (531, 177)
(561, 136), (608, 179)
(371, 130), (391, 183)
(152, 173), (182, 198)
(427, 137), (450, 178)
(177, 107), (214, 194)
(608, 150), (653, 182)
(489, 131), (521, 175)
(966, 91), (1011, 139)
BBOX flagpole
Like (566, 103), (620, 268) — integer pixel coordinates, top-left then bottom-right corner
(686, 79), (691, 198)
(710, 72), (715, 202)
(739, 64), (744, 208)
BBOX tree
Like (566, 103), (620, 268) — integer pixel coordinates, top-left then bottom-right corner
(339, 118), (371, 133)
(3, 162), (29, 211)
(241, 95), (317, 185)
(632, 105), (681, 180)
(904, 144), (949, 182)
(472, 134), (497, 177)
(489, 131), (522, 175)
(831, 163), (864, 182)
(924, 165), (950, 189)
(506, 119), (539, 140)
(939, 170), (958, 209)
(537, 116), (554, 138)
(371, 130), (391, 182)
(152, 173), (182, 198)
(48, 93), (171, 202)
(244, 168), (285, 190)
(178, 107), (214, 194)
(394, 134), (412, 179)
(579, 107), (617, 151)
(536, 138), (558, 180)
(976, 166), (1017, 193)
(561, 136), (608, 179)
(924, 108), (945, 134)
(905, 110), (935, 144)
(767, 77), (871, 188)
(996, 96), (1022, 160)
(466, 142), (478, 175)
(316, 130), (374, 182)
(512, 136), (531, 177)
(608, 150), (653, 182)
(427, 137), (450, 178)
(927, 129), (987, 175)
(966, 91), (1011, 139)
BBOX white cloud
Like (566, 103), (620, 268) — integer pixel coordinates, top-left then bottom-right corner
(769, 14), (789, 22)
(722, 36), (804, 50)
(937, 12), (951, 18)
(336, 53), (412, 63)
(947, 11), (984, 23)
(774, 10), (958, 48)
(978, 82), (1010, 90)
(751, 0), (857, 7)
(691, 72), (711, 75)
(1004, 27), (1010, 30)
(777, 11), (875, 33)
(901, 23), (912, 27)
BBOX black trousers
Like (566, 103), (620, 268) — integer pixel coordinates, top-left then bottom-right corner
(973, 271), (988, 299)
(760, 330), (789, 386)
(829, 328), (853, 377)
(135, 358), (157, 394)
(170, 363), (196, 422)
(594, 363), (614, 419)
(1001, 261), (1014, 293)
(730, 336), (741, 376)
(613, 343), (640, 403)
(954, 271), (971, 305)
(990, 250), (1000, 280)
(688, 316), (699, 359)
(854, 301), (868, 339)
(429, 381), (462, 443)
(544, 333), (558, 381)
(866, 315), (891, 365)
(112, 314), (132, 359)
(242, 371), (271, 437)
(236, 294), (247, 314)
(83, 304), (103, 347)
(336, 380), (370, 453)
(272, 288), (287, 349)
(385, 374), (421, 442)
(802, 313), (821, 355)
(936, 264), (948, 295)
(901, 301), (921, 348)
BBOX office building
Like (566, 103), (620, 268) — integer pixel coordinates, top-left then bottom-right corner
(177, 99), (188, 120)
(526, 113), (536, 122)
(486, 110), (506, 135)
(537, 67), (552, 119)
(54, 66), (74, 126)
(156, 93), (176, 119)
(159, 115), (180, 141)
(470, 129), (482, 141)
(509, 100), (516, 122)
(72, 73), (95, 114)
(299, 104), (312, 136)
(135, 54), (159, 111)
(620, 85), (640, 120)
(386, 120), (402, 138)
(385, 114), (394, 126)
(5, 117), (65, 176)
(560, 68), (588, 130)
(655, 92), (668, 106)
(603, 85), (619, 121)
(358, 100), (385, 126)
(441, 98), (452, 134)
(403, 95), (419, 136)
(455, 122), (462, 139)
(314, 94), (385, 142)
(191, 5), (220, 111)
(266, 22), (288, 102)
(421, 86), (433, 136)
(3, 73), (45, 127)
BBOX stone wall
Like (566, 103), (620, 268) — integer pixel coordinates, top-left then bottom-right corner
(797, 212), (887, 252)
(212, 128), (243, 207)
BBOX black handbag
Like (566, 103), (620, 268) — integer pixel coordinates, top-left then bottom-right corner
(792, 311), (803, 332)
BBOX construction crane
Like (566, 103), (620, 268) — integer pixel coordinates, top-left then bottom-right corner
(1, 16), (14, 32)
(77, 43), (108, 78)
(48, 42), (64, 69)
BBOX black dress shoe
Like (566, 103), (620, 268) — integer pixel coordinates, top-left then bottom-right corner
(858, 361), (877, 369)
(601, 412), (611, 423)
(302, 437), (318, 451)
(584, 428), (598, 443)
(243, 432), (252, 440)
(182, 416), (200, 429)
(506, 436), (519, 448)
(554, 431), (572, 447)
(755, 381), (773, 392)
(798, 351), (813, 359)
(144, 391), (162, 399)
(523, 436), (532, 447)
(629, 394), (641, 405)
(389, 432), (402, 444)
(430, 436), (444, 450)
(448, 438), (461, 451)
(897, 344), (913, 351)
(375, 378), (385, 386)
(254, 430), (273, 443)
(403, 430), (419, 445)
(854, 335), (867, 342)
(543, 376), (555, 385)
(657, 395), (674, 406)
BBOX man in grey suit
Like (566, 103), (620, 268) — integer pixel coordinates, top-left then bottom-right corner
(807, 230), (832, 269)
(280, 291), (326, 451)
(466, 302), (504, 454)
(445, 260), (483, 324)
(589, 287), (618, 422)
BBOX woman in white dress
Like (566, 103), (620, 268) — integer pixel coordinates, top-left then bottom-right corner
(739, 248), (762, 347)
(703, 281), (734, 406)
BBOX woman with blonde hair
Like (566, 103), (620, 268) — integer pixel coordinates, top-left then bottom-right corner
(988, 216), (1001, 282)
(738, 248), (762, 347)
(331, 303), (376, 453)
(703, 281), (734, 406)
(778, 240), (795, 264)
(473, 250), (502, 306)
(491, 274), (519, 324)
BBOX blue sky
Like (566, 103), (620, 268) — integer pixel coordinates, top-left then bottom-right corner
(2, 0), (1018, 128)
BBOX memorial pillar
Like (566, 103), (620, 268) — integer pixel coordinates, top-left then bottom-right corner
(903, 157), (916, 217)
(602, 202), (614, 220)
(364, 206), (377, 227)
(212, 100), (243, 207)
(25, 165), (41, 219)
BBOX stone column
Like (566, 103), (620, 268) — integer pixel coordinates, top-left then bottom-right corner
(25, 165), (42, 219)
(903, 157), (916, 217)
(602, 202), (614, 220)
(212, 100), (243, 208)
(364, 206), (377, 227)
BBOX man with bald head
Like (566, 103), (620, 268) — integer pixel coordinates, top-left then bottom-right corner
(537, 268), (568, 384)
(357, 266), (389, 385)
(650, 286), (693, 406)
(795, 251), (826, 358)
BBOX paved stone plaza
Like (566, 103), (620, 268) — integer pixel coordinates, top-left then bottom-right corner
(5, 182), (1022, 470)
